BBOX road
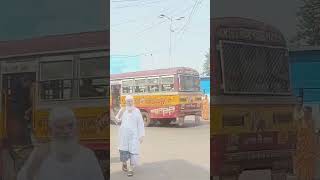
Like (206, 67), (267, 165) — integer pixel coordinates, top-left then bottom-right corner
(110, 118), (210, 180)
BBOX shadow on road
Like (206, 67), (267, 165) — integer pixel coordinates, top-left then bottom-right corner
(110, 159), (209, 180)
(150, 120), (209, 128)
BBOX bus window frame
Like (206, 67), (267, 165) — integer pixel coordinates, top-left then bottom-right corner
(178, 74), (200, 92)
(122, 79), (134, 94)
(39, 59), (74, 101)
(146, 77), (160, 93)
(160, 75), (175, 92)
(78, 77), (108, 99)
(134, 77), (148, 94)
(78, 57), (108, 99)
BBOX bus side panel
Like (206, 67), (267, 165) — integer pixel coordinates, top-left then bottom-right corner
(213, 106), (297, 134)
(138, 107), (176, 119)
(34, 106), (109, 141)
(211, 134), (227, 176)
(120, 94), (180, 107)
(210, 105), (297, 176)
(211, 106), (223, 135)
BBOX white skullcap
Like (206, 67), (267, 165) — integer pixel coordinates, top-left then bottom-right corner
(48, 106), (76, 128)
(125, 95), (134, 101)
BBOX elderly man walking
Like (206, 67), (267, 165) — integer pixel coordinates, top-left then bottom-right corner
(115, 95), (145, 176)
(17, 106), (104, 180)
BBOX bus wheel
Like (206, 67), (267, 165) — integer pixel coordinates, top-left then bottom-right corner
(141, 112), (151, 127)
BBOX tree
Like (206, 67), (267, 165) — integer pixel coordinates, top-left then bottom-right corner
(292, 0), (320, 46)
(202, 51), (210, 76)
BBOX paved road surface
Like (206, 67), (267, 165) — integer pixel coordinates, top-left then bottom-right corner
(110, 119), (210, 180)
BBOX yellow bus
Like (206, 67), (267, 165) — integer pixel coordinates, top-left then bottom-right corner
(211, 17), (299, 179)
(0, 31), (109, 178)
(110, 67), (203, 127)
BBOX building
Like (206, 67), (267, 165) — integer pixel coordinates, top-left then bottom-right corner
(289, 47), (320, 129)
(200, 76), (210, 96)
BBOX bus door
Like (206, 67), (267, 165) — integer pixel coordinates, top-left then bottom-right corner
(2, 73), (35, 145)
(1, 72), (36, 172)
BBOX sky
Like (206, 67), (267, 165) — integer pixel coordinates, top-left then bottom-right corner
(213, 0), (301, 43)
(110, 56), (141, 74)
(111, 0), (210, 74)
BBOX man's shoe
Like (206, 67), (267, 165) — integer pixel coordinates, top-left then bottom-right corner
(127, 170), (133, 177)
(122, 163), (128, 172)
(127, 166), (134, 176)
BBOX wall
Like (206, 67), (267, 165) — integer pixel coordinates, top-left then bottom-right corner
(200, 77), (210, 96)
(290, 50), (320, 130)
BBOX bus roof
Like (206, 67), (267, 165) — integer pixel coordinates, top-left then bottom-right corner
(211, 17), (286, 46)
(0, 30), (109, 59)
(211, 17), (283, 33)
(111, 67), (199, 80)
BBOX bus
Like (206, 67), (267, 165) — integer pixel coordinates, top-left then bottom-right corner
(0, 31), (109, 178)
(110, 67), (202, 127)
(210, 17), (299, 179)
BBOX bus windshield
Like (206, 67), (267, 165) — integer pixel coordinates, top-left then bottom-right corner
(179, 75), (200, 92)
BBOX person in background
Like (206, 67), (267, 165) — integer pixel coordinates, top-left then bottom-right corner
(17, 106), (104, 180)
(201, 94), (209, 120)
(115, 95), (145, 177)
(294, 106), (317, 180)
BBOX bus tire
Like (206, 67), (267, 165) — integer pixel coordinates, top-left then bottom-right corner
(141, 112), (151, 127)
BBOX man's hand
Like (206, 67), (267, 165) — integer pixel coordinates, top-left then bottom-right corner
(139, 137), (144, 144)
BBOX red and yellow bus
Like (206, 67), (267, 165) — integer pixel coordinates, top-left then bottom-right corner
(0, 31), (109, 178)
(211, 17), (299, 179)
(110, 67), (202, 127)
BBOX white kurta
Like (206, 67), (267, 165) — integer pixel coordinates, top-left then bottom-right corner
(117, 107), (145, 155)
(17, 146), (104, 180)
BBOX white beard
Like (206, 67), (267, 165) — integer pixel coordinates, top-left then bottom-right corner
(126, 106), (134, 112)
(50, 136), (80, 162)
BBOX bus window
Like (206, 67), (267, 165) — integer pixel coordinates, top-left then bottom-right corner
(160, 76), (174, 92)
(179, 75), (200, 92)
(147, 77), (159, 92)
(79, 78), (108, 98)
(79, 57), (108, 98)
(122, 79), (134, 94)
(40, 61), (73, 100)
(134, 78), (148, 93)
(222, 115), (245, 127)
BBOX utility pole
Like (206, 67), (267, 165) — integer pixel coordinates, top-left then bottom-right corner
(159, 14), (184, 67)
